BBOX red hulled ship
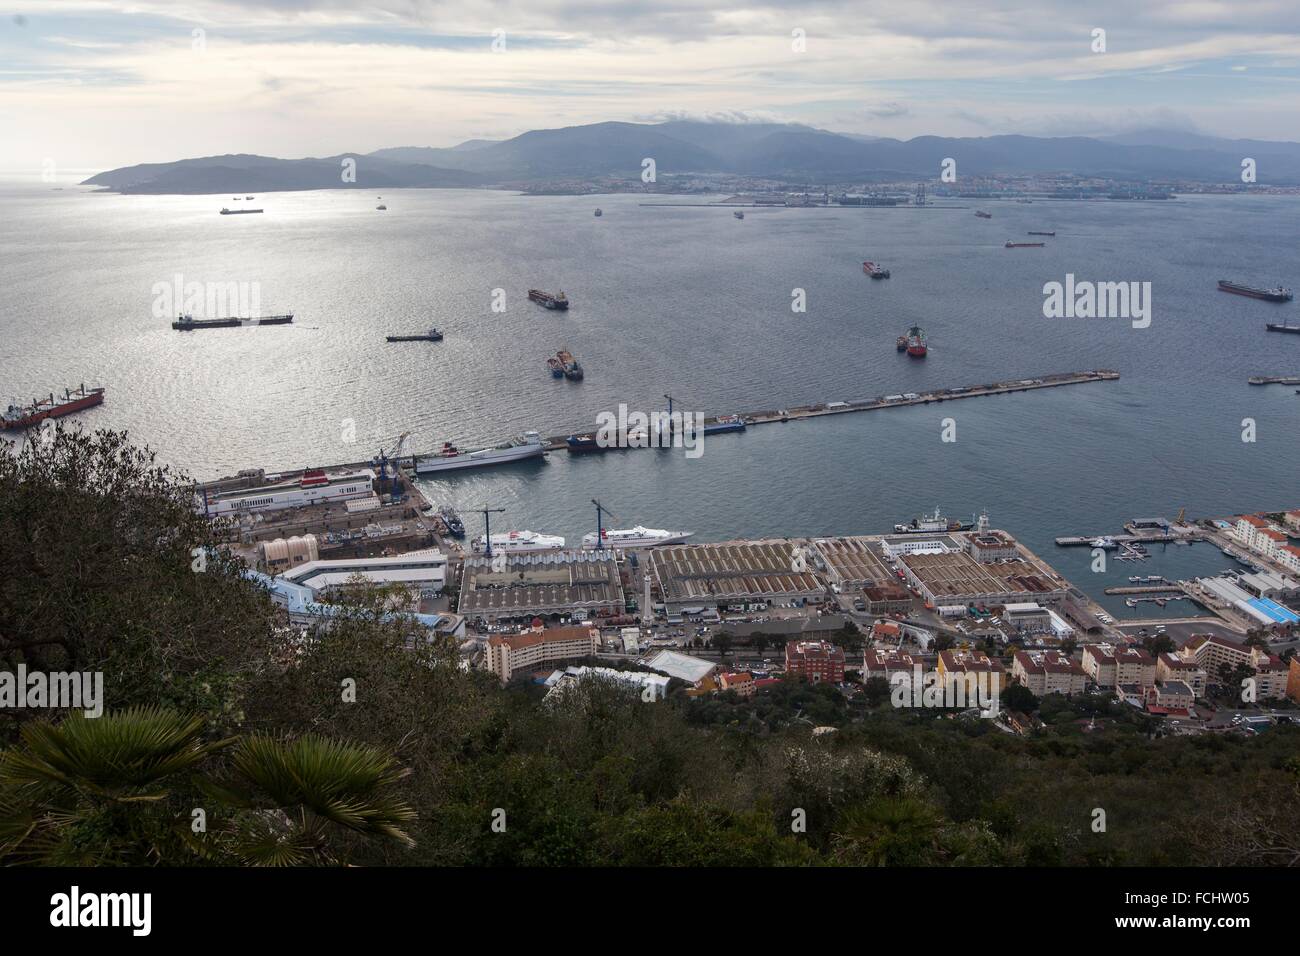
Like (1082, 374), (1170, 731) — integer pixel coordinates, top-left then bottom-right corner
(2, 384), (105, 430)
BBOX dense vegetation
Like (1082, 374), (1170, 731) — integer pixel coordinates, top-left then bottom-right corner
(2, 428), (1297, 866)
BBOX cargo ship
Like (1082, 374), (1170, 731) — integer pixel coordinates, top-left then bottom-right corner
(1266, 322), (1300, 335)
(556, 349), (583, 381)
(528, 289), (569, 310)
(547, 357), (564, 378)
(905, 326), (927, 358)
(172, 313), (293, 330)
(414, 431), (546, 473)
(975, 210), (992, 219)
(471, 530), (566, 553)
(1218, 280), (1293, 302)
(862, 261), (891, 279)
(2, 383), (104, 430)
(438, 506), (465, 538)
(386, 327), (442, 342)
(220, 207), (263, 215)
(581, 526), (694, 549)
(1028, 231), (1055, 236)
(893, 507), (975, 534)
(1005, 241), (1044, 248)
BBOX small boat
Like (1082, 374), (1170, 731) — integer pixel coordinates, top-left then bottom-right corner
(594, 208), (602, 217)
(376, 204), (387, 210)
(1125, 599), (1138, 608)
(246, 195), (254, 200)
(862, 261), (891, 279)
(975, 210), (992, 219)
(896, 335), (908, 352)
(734, 211), (745, 219)
(547, 357), (564, 379)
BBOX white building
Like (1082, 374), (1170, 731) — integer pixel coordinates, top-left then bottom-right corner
(202, 469), (375, 516)
(280, 548), (447, 597)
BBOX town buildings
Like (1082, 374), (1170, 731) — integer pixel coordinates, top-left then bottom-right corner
(784, 640), (846, 684)
(483, 624), (600, 682)
(1011, 649), (1088, 697)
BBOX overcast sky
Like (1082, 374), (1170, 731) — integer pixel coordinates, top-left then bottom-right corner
(3, 0), (1298, 173)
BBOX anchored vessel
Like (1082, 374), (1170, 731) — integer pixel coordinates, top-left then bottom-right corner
(905, 326), (927, 358)
(1266, 322), (1300, 334)
(581, 526), (694, 549)
(529, 289), (569, 310)
(975, 210), (992, 219)
(702, 414), (747, 435)
(386, 328), (442, 342)
(734, 211), (745, 219)
(556, 349), (584, 381)
(219, 207), (263, 215)
(1028, 231), (1056, 236)
(1218, 280), (1293, 302)
(414, 432), (546, 473)
(896, 335), (908, 352)
(894, 507), (976, 534)
(1005, 241), (1045, 248)
(547, 357), (564, 378)
(594, 208), (602, 217)
(471, 530), (566, 553)
(862, 261), (891, 279)
(376, 204), (387, 210)
(172, 313), (293, 330)
(2, 384), (104, 430)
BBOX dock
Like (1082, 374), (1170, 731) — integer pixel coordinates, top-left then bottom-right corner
(539, 368), (1119, 451)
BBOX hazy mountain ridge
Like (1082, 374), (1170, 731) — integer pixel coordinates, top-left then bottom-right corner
(83, 121), (1300, 192)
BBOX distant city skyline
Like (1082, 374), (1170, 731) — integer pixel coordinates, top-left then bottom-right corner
(3, 0), (1299, 173)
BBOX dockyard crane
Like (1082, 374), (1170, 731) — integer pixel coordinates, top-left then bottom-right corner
(475, 505), (507, 557)
(591, 498), (619, 549)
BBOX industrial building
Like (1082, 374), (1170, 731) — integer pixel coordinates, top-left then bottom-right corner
(259, 534), (320, 571)
(244, 569), (463, 638)
(897, 545), (1066, 607)
(649, 540), (825, 615)
(543, 666), (670, 702)
(458, 549), (625, 622)
(642, 650), (718, 686)
(1196, 575), (1300, 627)
(809, 537), (893, 589)
(200, 468), (376, 516)
(280, 548), (447, 598)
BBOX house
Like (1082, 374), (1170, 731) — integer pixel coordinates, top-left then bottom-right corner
(718, 671), (756, 697)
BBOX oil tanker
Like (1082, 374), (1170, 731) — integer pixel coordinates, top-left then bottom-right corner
(1005, 241), (1045, 248)
(904, 326), (927, 358)
(3, 384), (104, 429)
(173, 313), (293, 330)
(1218, 280), (1293, 302)
(529, 289), (569, 310)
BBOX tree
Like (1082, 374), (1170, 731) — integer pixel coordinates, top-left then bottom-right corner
(1002, 683), (1040, 714)
(752, 634), (771, 655)
(0, 706), (416, 866)
(712, 633), (733, 657)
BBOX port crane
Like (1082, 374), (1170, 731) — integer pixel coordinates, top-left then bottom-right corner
(474, 505), (507, 557)
(371, 430), (411, 494)
(591, 498), (619, 549)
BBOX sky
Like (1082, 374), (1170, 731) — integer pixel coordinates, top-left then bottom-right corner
(3, 0), (1299, 174)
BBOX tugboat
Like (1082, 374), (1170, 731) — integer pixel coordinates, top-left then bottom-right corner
(905, 325), (927, 358)
(862, 261), (891, 279)
(438, 506), (465, 538)
(528, 289), (570, 310)
(895, 334), (908, 352)
(565, 434), (605, 453)
(547, 357), (564, 378)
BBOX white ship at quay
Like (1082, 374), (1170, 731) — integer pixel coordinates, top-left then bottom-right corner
(471, 530), (566, 553)
(581, 526), (694, 549)
(414, 431), (545, 474)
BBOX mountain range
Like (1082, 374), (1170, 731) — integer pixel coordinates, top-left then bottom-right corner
(81, 120), (1300, 193)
